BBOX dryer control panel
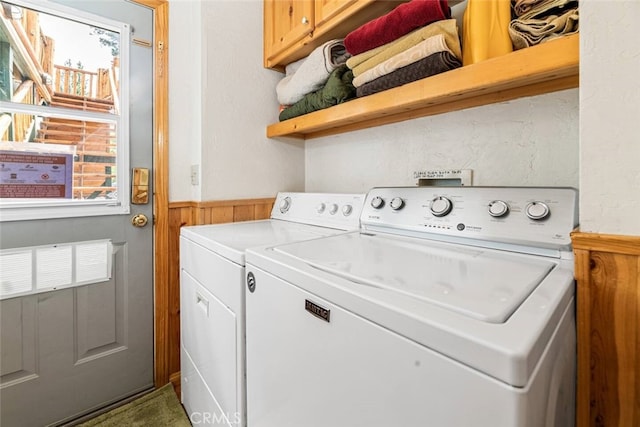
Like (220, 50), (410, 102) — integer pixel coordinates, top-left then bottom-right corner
(361, 187), (578, 253)
(271, 192), (365, 231)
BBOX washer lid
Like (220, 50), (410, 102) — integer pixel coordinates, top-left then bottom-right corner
(181, 220), (340, 265)
(274, 232), (555, 323)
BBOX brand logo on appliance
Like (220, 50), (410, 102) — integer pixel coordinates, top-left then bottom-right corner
(305, 299), (330, 322)
(247, 272), (256, 293)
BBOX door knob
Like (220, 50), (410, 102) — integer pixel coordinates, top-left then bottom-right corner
(131, 214), (148, 227)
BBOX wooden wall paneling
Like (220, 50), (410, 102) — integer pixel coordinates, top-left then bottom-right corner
(255, 201), (272, 219)
(233, 204), (256, 222)
(572, 231), (640, 427)
(208, 206), (234, 224)
(574, 246), (593, 427)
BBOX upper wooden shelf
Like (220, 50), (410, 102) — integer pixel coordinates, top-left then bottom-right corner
(267, 33), (579, 140)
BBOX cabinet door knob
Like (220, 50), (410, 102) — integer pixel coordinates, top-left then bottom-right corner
(301, 16), (309, 25)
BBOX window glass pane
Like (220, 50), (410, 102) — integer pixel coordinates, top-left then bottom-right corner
(0, 0), (130, 220)
(0, 1), (121, 113)
(1, 114), (118, 201)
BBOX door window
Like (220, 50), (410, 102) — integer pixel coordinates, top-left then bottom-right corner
(0, 0), (130, 221)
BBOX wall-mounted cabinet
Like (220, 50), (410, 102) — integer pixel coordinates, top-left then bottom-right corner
(263, 0), (315, 68)
(315, 0), (357, 27)
(264, 0), (406, 71)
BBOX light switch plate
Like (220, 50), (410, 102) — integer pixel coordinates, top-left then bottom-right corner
(190, 164), (199, 186)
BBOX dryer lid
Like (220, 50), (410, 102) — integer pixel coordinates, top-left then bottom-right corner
(181, 220), (339, 265)
(274, 232), (556, 323)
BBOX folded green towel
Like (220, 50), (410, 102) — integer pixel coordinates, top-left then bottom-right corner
(279, 65), (356, 121)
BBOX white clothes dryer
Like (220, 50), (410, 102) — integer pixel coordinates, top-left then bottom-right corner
(245, 187), (578, 427)
(179, 192), (365, 427)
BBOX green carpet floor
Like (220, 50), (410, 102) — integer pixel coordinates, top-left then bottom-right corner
(78, 384), (191, 426)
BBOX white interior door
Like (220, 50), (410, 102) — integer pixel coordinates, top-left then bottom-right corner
(0, 1), (154, 425)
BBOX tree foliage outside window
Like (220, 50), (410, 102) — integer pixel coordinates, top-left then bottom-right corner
(63, 59), (86, 95)
(90, 27), (120, 57)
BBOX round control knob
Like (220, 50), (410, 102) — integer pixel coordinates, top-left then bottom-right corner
(488, 200), (509, 217)
(279, 196), (291, 213)
(329, 203), (339, 215)
(390, 197), (404, 211)
(371, 196), (385, 209)
(525, 202), (550, 220)
(316, 203), (326, 214)
(342, 204), (353, 216)
(430, 196), (452, 217)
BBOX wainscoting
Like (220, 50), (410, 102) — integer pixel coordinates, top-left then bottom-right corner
(164, 198), (275, 393)
(572, 231), (640, 427)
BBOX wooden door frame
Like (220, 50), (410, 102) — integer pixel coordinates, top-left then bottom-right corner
(130, 0), (170, 388)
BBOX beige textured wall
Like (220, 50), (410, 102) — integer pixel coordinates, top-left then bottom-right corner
(305, 89), (579, 193)
(579, 0), (640, 235)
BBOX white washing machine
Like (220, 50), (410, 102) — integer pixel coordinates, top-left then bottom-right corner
(179, 192), (365, 426)
(245, 186), (578, 427)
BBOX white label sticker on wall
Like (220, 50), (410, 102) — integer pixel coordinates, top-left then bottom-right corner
(0, 240), (113, 300)
(413, 169), (473, 186)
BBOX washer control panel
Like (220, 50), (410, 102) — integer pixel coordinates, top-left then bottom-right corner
(361, 187), (578, 250)
(271, 192), (366, 230)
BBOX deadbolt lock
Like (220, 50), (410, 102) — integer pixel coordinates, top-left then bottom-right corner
(132, 168), (150, 204)
(131, 214), (148, 227)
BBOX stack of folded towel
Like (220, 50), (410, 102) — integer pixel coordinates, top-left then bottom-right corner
(277, 39), (354, 121)
(344, 0), (462, 98)
(509, 0), (579, 50)
(275, 0), (578, 121)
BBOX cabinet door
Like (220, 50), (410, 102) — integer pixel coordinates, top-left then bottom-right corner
(264, 0), (314, 67)
(314, 0), (356, 27)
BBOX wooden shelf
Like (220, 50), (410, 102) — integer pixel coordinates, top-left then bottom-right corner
(267, 33), (579, 140)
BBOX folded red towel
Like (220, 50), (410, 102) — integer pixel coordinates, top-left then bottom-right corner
(344, 0), (450, 56)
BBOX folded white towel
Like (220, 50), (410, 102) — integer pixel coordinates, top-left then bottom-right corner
(284, 57), (305, 77)
(276, 39), (350, 106)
